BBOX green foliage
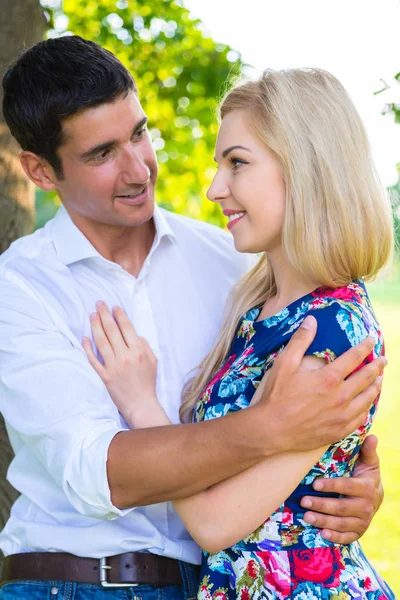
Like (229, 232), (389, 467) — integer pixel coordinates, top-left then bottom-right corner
(379, 72), (400, 124)
(387, 171), (400, 254)
(374, 73), (400, 124)
(35, 189), (60, 230)
(374, 75), (400, 255)
(36, 0), (244, 228)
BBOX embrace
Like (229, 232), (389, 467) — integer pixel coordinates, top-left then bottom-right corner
(0, 36), (395, 600)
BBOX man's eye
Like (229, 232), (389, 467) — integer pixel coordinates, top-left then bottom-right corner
(93, 149), (111, 162)
(134, 127), (147, 139)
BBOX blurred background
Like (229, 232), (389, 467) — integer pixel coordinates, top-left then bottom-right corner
(0, 0), (399, 593)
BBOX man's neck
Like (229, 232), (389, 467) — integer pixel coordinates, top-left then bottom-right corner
(71, 215), (156, 278)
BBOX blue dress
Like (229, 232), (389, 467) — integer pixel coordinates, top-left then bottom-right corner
(194, 281), (395, 600)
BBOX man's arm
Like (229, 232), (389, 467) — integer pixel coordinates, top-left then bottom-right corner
(105, 314), (384, 508)
(87, 305), (384, 544)
(0, 279), (384, 516)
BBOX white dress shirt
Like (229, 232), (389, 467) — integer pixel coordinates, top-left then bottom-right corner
(0, 204), (252, 564)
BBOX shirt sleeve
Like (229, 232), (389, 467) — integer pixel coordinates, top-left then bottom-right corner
(304, 301), (381, 364)
(0, 270), (134, 520)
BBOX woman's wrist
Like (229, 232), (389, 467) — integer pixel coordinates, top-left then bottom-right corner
(125, 396), (171, 429)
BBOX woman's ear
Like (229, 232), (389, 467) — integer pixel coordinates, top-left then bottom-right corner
(19, 151), (58, 191)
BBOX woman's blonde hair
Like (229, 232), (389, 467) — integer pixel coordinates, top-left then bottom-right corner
(180, 68), (394, 422)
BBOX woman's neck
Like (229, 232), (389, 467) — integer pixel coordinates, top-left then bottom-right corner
(258, 249), (322, 320)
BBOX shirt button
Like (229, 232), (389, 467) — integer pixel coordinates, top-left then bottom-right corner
(51, 587), (59, 595)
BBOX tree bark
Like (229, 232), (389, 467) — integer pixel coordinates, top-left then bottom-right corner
(0, 0), (46, 573)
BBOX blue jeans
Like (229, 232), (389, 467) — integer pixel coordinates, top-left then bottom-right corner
(0, 561), (199, 600)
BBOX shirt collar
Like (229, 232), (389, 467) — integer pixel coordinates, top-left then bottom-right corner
(50, 204), (176, 267)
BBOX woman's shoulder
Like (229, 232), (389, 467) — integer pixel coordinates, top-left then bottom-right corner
(292, 281), (383, 362)
(309, 280), (371, 309)
(307, 280), (377, 328)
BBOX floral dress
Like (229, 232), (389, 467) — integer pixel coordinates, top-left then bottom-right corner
(193, 281), (395, 600)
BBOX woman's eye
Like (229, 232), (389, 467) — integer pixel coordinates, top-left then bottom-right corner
(229, 157), (247, 170)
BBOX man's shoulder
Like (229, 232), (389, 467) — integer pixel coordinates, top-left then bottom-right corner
(0, 220), (55, 279)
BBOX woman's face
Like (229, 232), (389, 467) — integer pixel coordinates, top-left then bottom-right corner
(207, 109), (286, 255)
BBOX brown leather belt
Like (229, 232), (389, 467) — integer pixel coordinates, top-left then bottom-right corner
(1, 552), (199, 588)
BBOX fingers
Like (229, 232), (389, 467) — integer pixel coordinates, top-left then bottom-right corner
(301, 492), (369, 517)
(89, 312), (116, 367)
(330, 336), (376, 380)
(320, 529), (361, 544)
(343, 355), (387, 398)
(330, 376), (382, 438)
(274, 315), (317, 373)
(112, 305), (140, 348)
(301, 496), (370, 543)
(302, 505), (366, 543)
(303, 507), (364, 531)
(82, 336), (107, 380)
(95, 302), (127, 356)
(357, 434), (379, 468)
(312, 475), (375, 499)
(340, 377), (383, 430)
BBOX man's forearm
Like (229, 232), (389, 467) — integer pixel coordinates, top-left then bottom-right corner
(107, 330), (385, 509)
(107, 405), (277, 508)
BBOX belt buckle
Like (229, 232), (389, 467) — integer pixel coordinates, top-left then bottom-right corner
(99, 557), (139, 588)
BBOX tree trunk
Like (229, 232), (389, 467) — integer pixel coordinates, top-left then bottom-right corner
(0, 0), (46, 574)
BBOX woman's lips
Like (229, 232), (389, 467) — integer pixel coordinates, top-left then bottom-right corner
(227, 213), (246, 230)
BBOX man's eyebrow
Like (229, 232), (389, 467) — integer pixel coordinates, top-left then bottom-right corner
(79, 116), (148, 159)
(213, 145), (252, 162)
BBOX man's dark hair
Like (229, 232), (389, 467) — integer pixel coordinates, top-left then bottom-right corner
(2, 36), (137, 178)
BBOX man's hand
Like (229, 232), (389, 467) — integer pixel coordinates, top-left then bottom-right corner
(300, 435), (383, 543)
(257, 316), (386, 452)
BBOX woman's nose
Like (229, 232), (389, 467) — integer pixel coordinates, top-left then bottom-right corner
(206, 172), (230, 204)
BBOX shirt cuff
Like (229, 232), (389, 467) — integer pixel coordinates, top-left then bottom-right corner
(62, 422), (135, 520)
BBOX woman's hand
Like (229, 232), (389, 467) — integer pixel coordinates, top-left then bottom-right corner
(82, 301), (167, 428)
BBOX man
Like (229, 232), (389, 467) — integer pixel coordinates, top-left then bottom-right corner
(0, 36), (385, 599)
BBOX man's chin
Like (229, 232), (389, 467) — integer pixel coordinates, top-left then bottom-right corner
(114, 198), (155, 228)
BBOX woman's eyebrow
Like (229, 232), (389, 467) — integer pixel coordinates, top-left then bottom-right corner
(222, 145), (252, 158)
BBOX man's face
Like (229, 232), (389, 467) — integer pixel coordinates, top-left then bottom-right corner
(52, 92), (158, 232)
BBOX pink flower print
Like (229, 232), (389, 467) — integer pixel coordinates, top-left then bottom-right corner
(259, 551), (291, 598)
(202, 354), (237, 402)
(313, 285), (360, 303)
(290, 547), (345, 589)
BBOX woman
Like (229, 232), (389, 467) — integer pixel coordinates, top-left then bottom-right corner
(83, 69), (395, 599)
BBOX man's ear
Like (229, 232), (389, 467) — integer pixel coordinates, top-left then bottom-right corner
(19, 151), (59, 191)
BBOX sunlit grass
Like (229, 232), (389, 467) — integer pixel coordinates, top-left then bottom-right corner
(362, 267), (400, 596)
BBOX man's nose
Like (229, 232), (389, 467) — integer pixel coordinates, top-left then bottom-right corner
(120, 145), (151, 185)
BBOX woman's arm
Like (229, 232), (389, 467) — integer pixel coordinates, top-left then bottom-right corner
(83, 305), (328, 552)
(84, 306), (385, 544)
(173, 355), (328, 552)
